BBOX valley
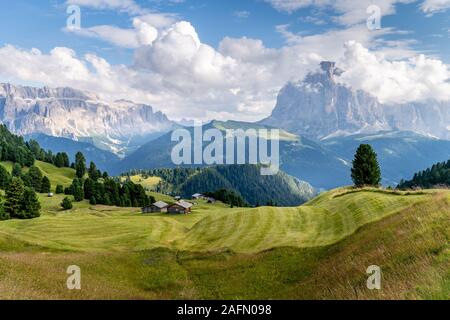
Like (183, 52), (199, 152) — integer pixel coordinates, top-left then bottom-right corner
(0, 178), (448, 299)
(0, 62), (449, 301)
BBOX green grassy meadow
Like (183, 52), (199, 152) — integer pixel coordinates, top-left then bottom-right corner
(0, 162), (449, 299)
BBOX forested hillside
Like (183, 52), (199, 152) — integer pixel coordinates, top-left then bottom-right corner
(398, 160), (450, 189)
(130, 165), (316, 206)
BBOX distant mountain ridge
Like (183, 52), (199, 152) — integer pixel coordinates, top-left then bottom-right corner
(145, 165), (316, 206)
(26, 133), (120, 172)
(112, 120), (450, 190)
(261, 61), (450, 140)
(0, 83), (176, 156)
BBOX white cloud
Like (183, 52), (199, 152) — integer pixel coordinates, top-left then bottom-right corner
(421, 0), (450, 15)
(265, 0), (415, 26)
(2, 12), (450, 123)
(275, 24), (417, 60)
(66, 0), (143, 14)
(338, 41), (450, 104)
(66, 17), (158, 48)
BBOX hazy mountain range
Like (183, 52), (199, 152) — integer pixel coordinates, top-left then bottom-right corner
(1, 61), (450, 189)
(0, 83), (176, 156)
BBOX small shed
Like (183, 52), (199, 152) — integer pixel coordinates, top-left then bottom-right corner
(48, 193), (54, 198)
(192, 193), (203, 200)
(174, 196), (182, 201)
(142, 201), (169, 214)
(206, 197), (216, 204)
(167, 201), (193, 214)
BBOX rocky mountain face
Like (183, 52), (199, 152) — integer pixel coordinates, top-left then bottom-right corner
(0, 83), (175, 156)
(261, 61), (450, 140)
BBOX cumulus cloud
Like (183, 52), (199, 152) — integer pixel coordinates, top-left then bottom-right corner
(421, 0), (450, 15)
(338, 41), (450, 104)
(2, 12), (450, 122)
(275, 24), (417, 60)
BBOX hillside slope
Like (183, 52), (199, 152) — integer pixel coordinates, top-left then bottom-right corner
(0, 187), (442, 253)
(177, 165), (316, 206)
(0, 188), (448, 300)
(1, 160), (75, 191)
(113, 121), (350, 189)
(26, 134), (120, 172)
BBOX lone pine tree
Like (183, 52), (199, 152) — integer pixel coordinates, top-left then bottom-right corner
(351, 144), (381, 187)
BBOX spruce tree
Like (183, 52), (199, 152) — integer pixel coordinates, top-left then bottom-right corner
(62, 152), (70, 167)
(88, 162), (100, 181)
(4, 177), (25, 217)
(12, 163), (22, 177)
(19, 188), (41, 219)
(55, 185), (64, 194)
(83, 178), (95, 199)
(351, 144), (382, 187)
(0, 203), (9, 221)
(0, 165), (11, 189)
(27, 166), (43, 192)
(41, 176), (51, 193)
(70, 178), (84, 201)
(75, 152), (86, 178)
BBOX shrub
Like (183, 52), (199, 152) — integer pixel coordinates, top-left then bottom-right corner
(55, 185), (64, 194)
(61, 197), (73, 210)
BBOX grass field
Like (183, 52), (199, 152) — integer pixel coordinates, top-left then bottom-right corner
(1, 160), (75, 191)
(120, 175), (162, 190)
(0, 162), (449, 299)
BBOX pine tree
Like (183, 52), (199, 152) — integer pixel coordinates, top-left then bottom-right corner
(83, 178), (95, 200)
(89, 196), (97, 205)
(62, 152), (70, 167)
(27, 166), (43, 192)
(54, 153), (65, 168)
(4, 177), (25, 217)
(88, 162), (100, 181)
(41, 176), (51, 193)
(0, 203), (9, 221)
(351, 144), (381, 187)
(55, 185), (64, 194)
(70, 178), (84, 201)
(0, 165), (11, 189)
(19, 188), (41, 219)
(75, 152), (86, 178)
(12, 163), (22, 177)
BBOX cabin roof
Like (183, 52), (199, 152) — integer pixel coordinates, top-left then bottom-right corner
(152, 201), (169, 209)
(174, 201), (193, 209)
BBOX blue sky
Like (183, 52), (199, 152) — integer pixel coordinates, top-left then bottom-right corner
(0, 0), (448, 61)
(0, 0), (449, 121)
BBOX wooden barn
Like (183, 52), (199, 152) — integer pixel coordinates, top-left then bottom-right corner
(167, 201), (193, 214)
(142, 201), (169, 214)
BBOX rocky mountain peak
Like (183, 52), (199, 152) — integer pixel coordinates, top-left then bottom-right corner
(261, 61), (450, 140)
(0, 82), (176, 156)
